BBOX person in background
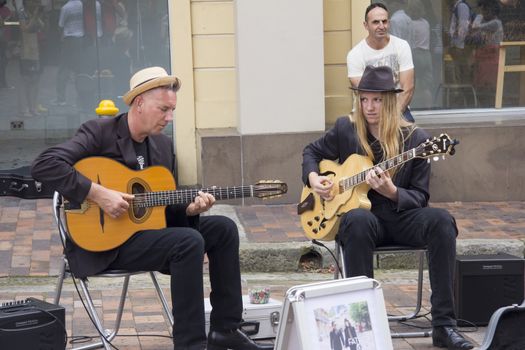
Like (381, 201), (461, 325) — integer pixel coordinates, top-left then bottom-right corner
(389, 0), (413, 44)
(0, 0), (12, 89)
(54, 0), (83, 106)
(471, 0), (504, 106)
(18, 0), (46, 117)
(347, 3), (415, 122)
(449, 0), (475, 83)
(406, 0), (433, 109)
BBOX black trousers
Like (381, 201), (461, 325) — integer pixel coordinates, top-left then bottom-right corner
(109, 215), (242, 349)
(337, 205), (458, 327)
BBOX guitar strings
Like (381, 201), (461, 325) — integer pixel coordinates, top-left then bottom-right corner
(72, 183), (283, 211)
(77, 187), (255, 210)
(130, 186), (257, 208)
(341, 148), (416, 191)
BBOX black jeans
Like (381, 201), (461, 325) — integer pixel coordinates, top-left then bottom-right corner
(109, 215), (242, 349)
(337, 205), (458, 327)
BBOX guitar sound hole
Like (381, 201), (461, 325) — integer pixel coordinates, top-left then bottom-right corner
(131, 182), (147, 219)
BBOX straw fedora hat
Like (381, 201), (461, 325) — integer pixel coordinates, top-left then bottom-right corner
(350, 65), (403, 93)
(122, 67), (181, 105)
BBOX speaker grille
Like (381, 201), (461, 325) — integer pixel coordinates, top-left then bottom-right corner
(455, 254), (524, 326)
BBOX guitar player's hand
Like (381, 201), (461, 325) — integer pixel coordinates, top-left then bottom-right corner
(186, 191), (216, 216)
(87, 182), (135, 219)
(366, 167), (398, 202)
(308, 172), (334, 200)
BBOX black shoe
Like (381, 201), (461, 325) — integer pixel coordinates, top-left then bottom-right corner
(432, 326), (474, 349)
(207, 329), (274, 350)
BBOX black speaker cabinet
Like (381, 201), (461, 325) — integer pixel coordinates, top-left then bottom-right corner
(0, 298), (65, 350)
(455, 254), (524, 326)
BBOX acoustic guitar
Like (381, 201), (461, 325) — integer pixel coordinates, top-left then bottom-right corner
(62, 157), (287, 252)
(297, 134), (458, 241)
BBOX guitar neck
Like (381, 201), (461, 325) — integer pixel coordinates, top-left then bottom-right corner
(133, 186), (256, 208)
(340, 148), (417, 191)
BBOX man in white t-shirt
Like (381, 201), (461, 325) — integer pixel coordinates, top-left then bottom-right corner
(347, 3), (415, 122)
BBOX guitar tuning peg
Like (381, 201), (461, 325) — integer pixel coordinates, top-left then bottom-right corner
(442, 155), (445, 160)
(433, 156), (439, 162)
(427, 158), (431, 164)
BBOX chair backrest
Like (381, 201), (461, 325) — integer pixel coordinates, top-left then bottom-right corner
(52, 191), (68, 246)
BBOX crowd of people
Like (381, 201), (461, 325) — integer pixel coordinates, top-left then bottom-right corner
(0, 0), (169, 117)
(366, 0), (520, 109)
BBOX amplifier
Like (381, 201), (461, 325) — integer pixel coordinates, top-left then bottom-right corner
(0, 297), (66, 350)
(455, 254), (524, 326)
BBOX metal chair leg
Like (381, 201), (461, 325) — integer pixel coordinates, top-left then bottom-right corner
(52, 192), (174, 348)
(54, 257), (67, 305)
(150, 271), (174, 326)
(71, 275), (130, 350)
(335, 242), (431, 338)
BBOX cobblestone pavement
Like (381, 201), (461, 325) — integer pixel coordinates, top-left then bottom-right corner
(2, 197), (524, 349)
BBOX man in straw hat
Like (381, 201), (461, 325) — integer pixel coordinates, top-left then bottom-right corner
(302, 66), (473, 350)
(32, 66), (273, 350)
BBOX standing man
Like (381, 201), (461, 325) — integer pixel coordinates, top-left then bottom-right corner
(32, 67), (273, 350)
(329, 321), (344, 350)
(347, 3), (415, 122)
(449, 0), (474, 84)
(55, 0), (84, 106)
(389, 0), (413, 44)
(302, 66), (474, 350)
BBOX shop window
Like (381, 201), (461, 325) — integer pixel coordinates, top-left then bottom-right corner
(378, 0), (525, 110)
(0, 0), (171, 170)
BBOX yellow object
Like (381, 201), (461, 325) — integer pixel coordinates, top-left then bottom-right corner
(95, 100), (119, 117)
(36, 104), (48, 113)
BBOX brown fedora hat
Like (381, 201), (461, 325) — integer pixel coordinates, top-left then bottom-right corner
(122, 67), (181, 105)
(350, 65), (403, 93)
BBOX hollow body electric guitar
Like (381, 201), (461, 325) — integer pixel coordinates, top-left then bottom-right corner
(297, 134), (459, 241)
(63, 157), (287, 252)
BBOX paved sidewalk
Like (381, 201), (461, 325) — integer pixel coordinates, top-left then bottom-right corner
(234, 201), (525, 243)
(1, 197), (524, 349)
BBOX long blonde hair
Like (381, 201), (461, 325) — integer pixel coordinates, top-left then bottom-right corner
(351, 91), (413, 176)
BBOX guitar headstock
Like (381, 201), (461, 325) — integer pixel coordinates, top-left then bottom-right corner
(415, 133), (459, 160)
(253, 180), (288, 199)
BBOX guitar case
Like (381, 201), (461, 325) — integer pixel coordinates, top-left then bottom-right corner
(479, 300), (525, 350)
(0, 166), (54, 199)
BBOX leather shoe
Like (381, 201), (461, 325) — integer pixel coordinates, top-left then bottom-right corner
(207, 329), (274, 350)
(432, 326), (474, 349)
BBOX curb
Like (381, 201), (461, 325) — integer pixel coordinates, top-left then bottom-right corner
(239, 239), (525, 272)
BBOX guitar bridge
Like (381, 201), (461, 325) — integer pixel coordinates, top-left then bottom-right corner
(64, 200), (89, 214)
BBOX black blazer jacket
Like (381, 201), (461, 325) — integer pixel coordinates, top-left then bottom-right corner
(32, 113), (193, 278)
(301, 116), (432, 212)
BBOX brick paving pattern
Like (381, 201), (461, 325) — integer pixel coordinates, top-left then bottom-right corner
(237, 201), (525, 243)
(1, 197), (524, 349)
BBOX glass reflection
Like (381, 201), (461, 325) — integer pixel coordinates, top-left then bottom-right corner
(378, 0), (525, 110)
(0, 0), (170, 169)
